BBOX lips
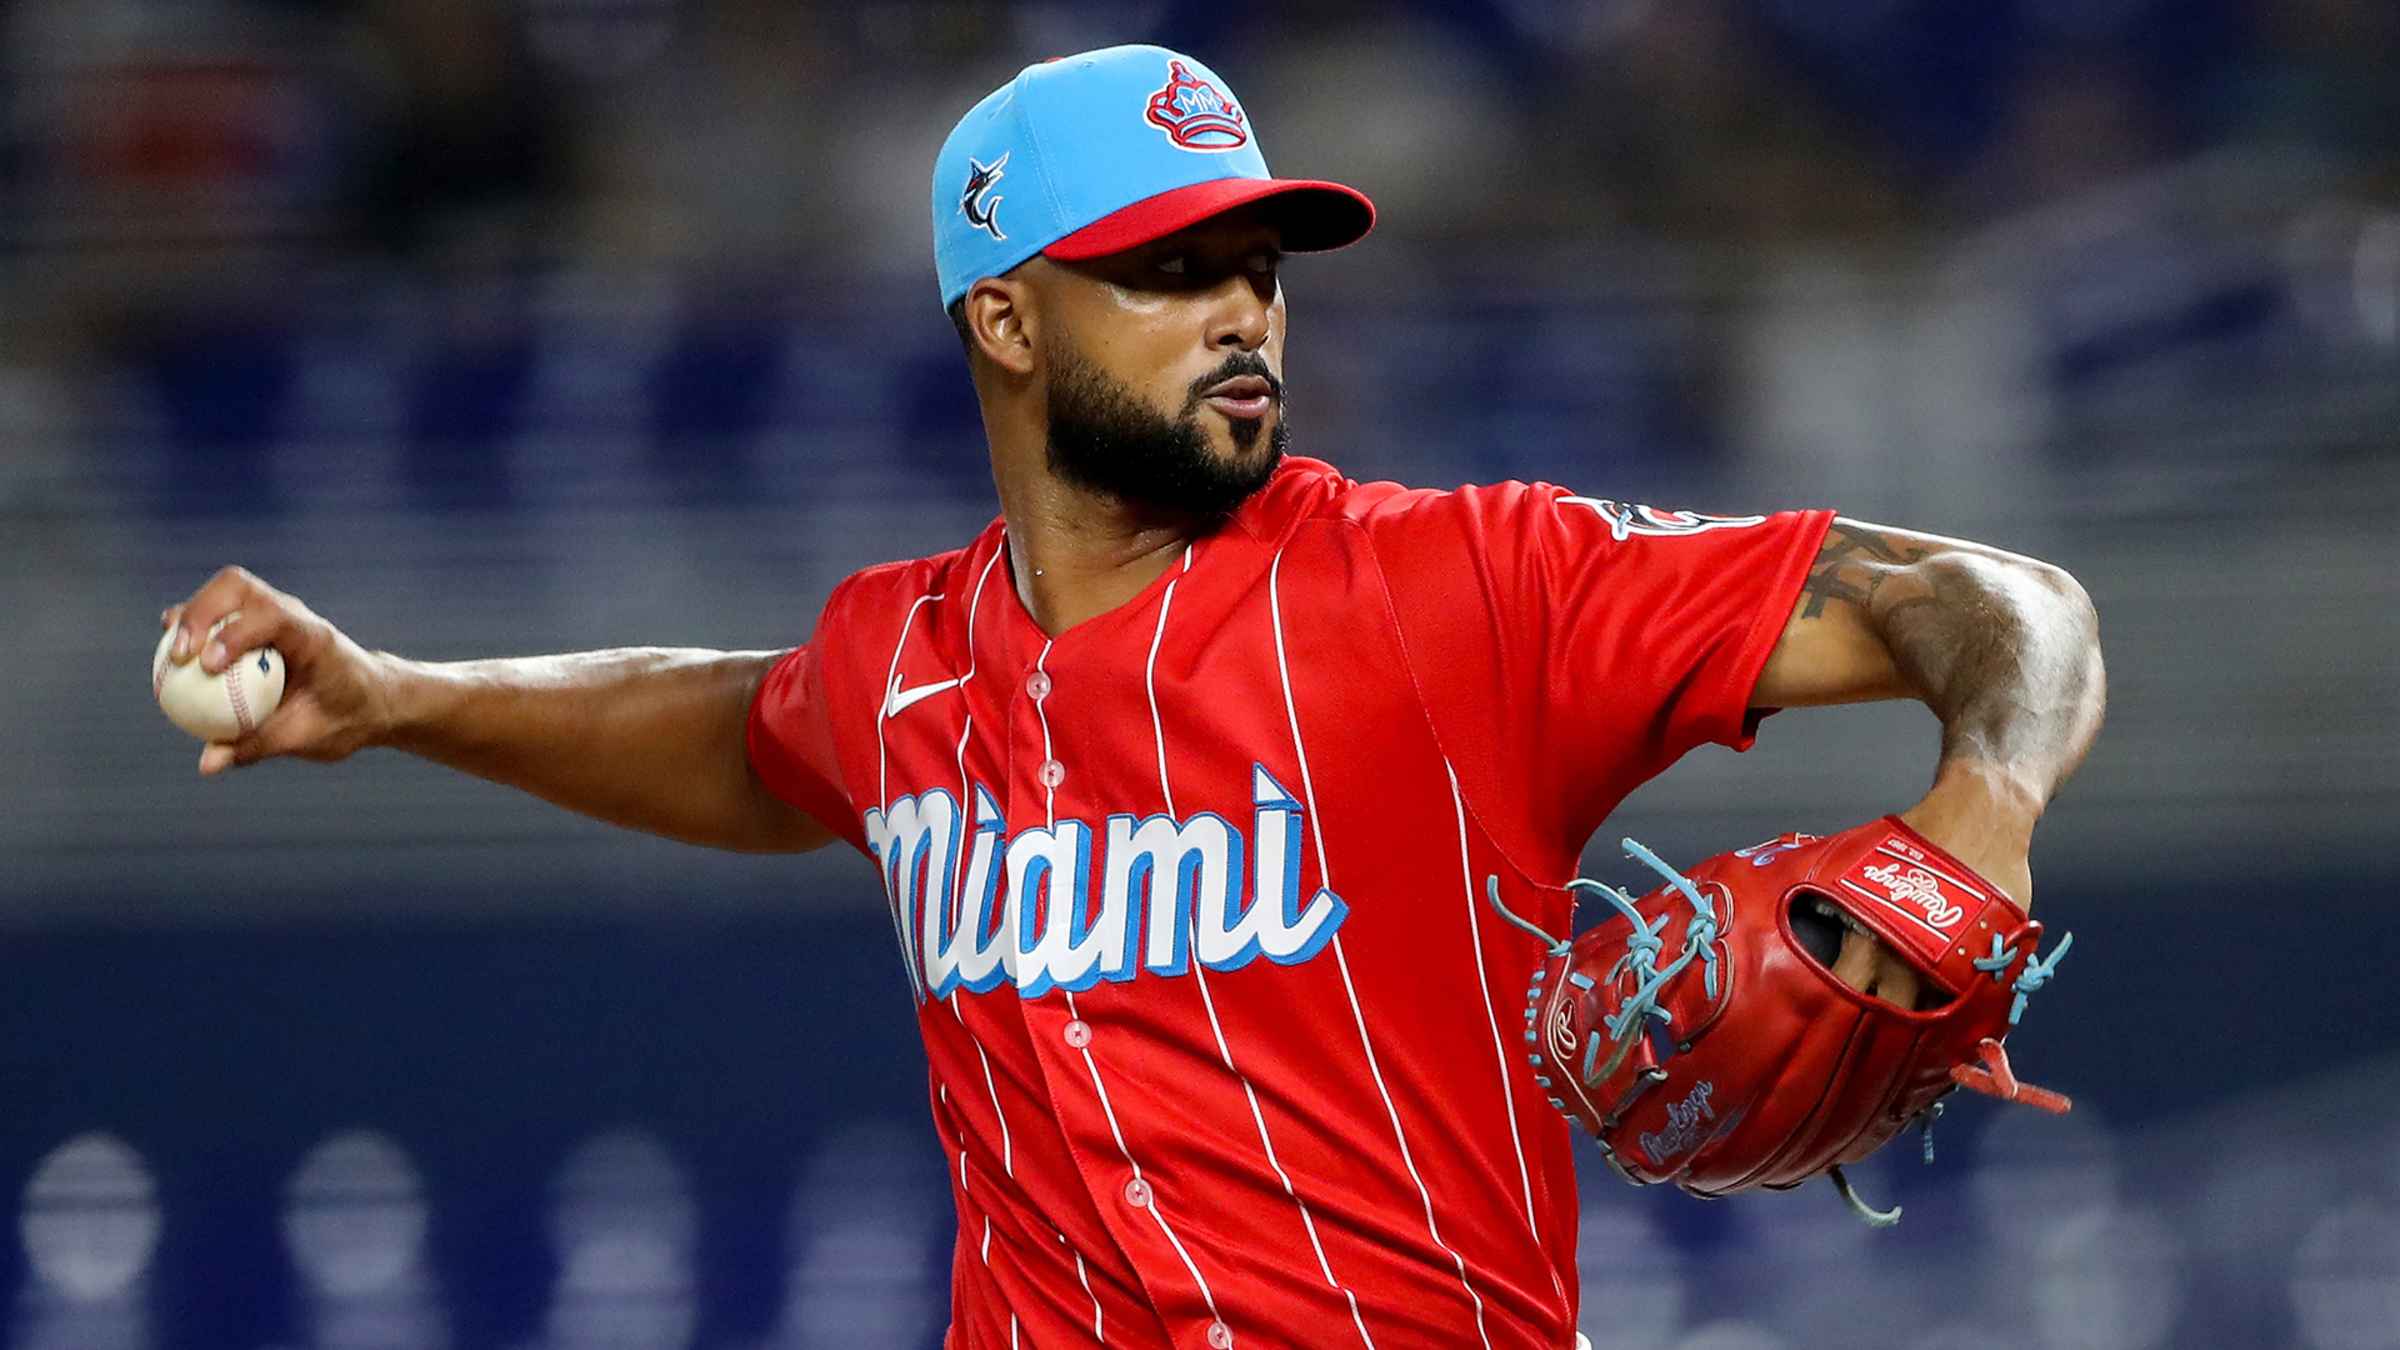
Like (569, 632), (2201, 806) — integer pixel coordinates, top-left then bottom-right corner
(1202, 375), (1273, 400)
(1201, 374), (1276, 419)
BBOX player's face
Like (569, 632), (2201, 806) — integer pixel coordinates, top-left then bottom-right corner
(1035, 211), (1290, 519)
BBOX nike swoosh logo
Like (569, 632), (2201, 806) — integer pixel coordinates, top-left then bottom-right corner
(884, 674), (963, 717)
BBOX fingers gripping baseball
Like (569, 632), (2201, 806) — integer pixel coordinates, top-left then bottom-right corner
(160, 567), (390, 775)
(1832, 926), (1923, 1010)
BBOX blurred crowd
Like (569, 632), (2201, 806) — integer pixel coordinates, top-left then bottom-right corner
(8, 0), (2398, 262)
(3, 0), (2396, 514)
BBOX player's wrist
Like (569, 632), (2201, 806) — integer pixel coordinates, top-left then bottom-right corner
(1896, 761), (2041, 902)
(363, 650), (437, 753)
(1917, 758), (2044, 824)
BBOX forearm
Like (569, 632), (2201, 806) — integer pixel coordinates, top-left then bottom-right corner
(1869, 545), (2104, 900)
(376, 647), (829, 853)
(1776, 520), (2106, 902)
(1873, 550), (2106, 808)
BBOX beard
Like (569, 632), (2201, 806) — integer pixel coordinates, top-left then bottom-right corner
(1042, 334), (1288, 522)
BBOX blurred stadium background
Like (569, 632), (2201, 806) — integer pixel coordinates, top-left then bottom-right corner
(3, 0), (2397, 1346)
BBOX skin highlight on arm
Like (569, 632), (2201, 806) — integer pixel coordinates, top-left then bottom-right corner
(1754, 518), (2107, 908)
(375, 647), (833, 855)
(161, 565), (831, 855)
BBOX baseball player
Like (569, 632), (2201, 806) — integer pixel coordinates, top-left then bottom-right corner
(163, 46), (2106, 1350)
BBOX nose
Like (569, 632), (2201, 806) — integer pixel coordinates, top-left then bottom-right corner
(1206, 273), (1275, 353)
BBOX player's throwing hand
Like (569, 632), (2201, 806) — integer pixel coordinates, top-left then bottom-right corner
(160, 567), (393, 776)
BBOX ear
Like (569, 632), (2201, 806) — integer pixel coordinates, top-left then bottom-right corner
(963, 279), (1036, 377)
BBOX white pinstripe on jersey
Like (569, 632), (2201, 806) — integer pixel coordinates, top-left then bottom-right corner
(882, 556), (1032, 1347)
(948, 545), (1005, 936)
(1445, 759), (1541, 1234)
(959, 546), (1032, 1345)
(1072, 1243), (1102, 1342)
(944, 547), (1021, 1180)
(950, 1122), (1014, 1346)
(1444, 758), (1569, 1311)
(1269, 546), (1495, 1350)
(876, 589), (944, 999)
(1035, 635), (1223, 1342)
(1148, 544), (1376, 1349)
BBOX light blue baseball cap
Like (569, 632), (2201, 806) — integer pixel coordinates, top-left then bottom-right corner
(932, 45), (1375, 310)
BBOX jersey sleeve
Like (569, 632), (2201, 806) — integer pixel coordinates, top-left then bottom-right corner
(746, 633), (871, 856)
(1361, 482), (1833, 867)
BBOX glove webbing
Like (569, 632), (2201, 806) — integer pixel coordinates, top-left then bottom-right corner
(1488, 838), (2075, 1229)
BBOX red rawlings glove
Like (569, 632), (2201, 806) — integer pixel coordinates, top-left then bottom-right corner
(1495, 817), (2073, 1226)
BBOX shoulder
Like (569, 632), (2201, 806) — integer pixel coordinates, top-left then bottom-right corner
(1234, 456), (1543, 544)
(1237, 465), (1652, 590)
(804, 520), (1007, 700)
(1338, 477), (1804, 562)
(1315, 472), (1581, 559)
(818, 519), (1004, 632)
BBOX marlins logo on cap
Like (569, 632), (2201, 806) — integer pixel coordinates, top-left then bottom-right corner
(930, 45), (1375, 310)
(960, 153), (1008, 241)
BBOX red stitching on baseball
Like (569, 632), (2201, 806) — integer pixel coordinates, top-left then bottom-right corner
(226, 658), (254, 735)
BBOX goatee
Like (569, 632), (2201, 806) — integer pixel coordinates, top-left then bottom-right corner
(1043, 337), (1287, 522)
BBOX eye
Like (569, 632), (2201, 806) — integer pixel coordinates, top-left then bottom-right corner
(1156, 255), (1187, 276)
(1247, 251), (1280, 275)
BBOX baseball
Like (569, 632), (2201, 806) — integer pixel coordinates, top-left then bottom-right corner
(152, 618), (285, 743)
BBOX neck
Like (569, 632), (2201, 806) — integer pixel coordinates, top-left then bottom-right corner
(993, 453), (1203, 636)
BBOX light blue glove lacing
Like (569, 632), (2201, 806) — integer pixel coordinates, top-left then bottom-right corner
(1488, 838), (2072, 1232)
(1973, 930), (2074, 1026)
(1576, 839), (1725, 1045)
(1484, 838), (1726, 1047)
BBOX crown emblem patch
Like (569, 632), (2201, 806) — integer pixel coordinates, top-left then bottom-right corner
(1144, 60), (1248, 152)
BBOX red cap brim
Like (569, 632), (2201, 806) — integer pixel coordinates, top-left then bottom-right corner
(1044, 177), (1375, 262)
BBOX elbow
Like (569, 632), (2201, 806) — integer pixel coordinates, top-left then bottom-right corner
(1924, 550), (2098, 644)
(2030, 558), (2100, 645)
(1896, 548), (2106, 691)
(1984, 554), (2104, 689)
(2018, 557), (2108, 743)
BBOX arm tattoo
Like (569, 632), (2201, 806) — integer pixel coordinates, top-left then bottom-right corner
(1800, 520), (2105, 797)
(1795, 521), (1934, 620)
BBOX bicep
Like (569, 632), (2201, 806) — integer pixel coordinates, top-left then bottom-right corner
(737, 760), (842, 853)
(1753, 596), (1908, 707)
(1751, 517), (2011, 709)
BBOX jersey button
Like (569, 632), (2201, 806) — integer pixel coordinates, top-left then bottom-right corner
(1026, 670), (1052, 700)
(1062, 1019), (1091, 1049)
(1206, 1321), (1234, 1348)
(1038, 759), (1066, 788)
(1122, 1177), (1151, 1209)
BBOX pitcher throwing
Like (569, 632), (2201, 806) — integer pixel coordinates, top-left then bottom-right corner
(161, 45), (2106, 1350)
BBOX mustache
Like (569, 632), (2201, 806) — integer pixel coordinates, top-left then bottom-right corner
(1181, 354), (1285, 411)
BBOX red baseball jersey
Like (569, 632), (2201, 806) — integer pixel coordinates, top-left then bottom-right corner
(749, 456), (1831, 1349)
